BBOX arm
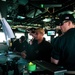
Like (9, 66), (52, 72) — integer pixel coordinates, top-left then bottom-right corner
(21, 51), (26, 58)
(51, 37), (61, 65)
(14, 51), (26, 58)
(51, 57), (59, 65)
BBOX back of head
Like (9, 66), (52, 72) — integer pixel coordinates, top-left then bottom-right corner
(20, 36), (25, 42)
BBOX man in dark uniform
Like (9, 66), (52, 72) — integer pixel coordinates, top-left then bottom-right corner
(27, 28), (38, 60)
(11, 36), (29, 58)
(35, 28), (53, 62)
(51, 14), (75, 71)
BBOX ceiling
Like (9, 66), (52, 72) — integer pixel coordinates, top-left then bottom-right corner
(0, 0), (75, 30)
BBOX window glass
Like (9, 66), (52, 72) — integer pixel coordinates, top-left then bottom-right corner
(15, 33), (25, 39)
(0, 32), (6, 42)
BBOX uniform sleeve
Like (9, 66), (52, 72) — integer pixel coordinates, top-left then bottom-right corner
(43, 42), (53, 58)
(51, 38), (61, 60)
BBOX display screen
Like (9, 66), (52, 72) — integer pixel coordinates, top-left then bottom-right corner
(47, 30), (56, 36)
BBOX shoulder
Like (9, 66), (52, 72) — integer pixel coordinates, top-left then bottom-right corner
(65, 28), (75, 35)
(13, 39), (19, 44)
(43, 40), (52, 47)
(60, 28), (75, 40)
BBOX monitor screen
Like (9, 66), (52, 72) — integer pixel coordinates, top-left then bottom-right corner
(47, 30), (56, 36)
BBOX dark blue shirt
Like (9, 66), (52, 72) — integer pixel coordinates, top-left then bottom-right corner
(36, 38), (53, 62)
(51, 28), (75, 71)
(11, 39), (29, 52)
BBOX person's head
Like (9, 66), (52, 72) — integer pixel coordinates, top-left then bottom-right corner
(59, 14), (75, 33)
(19, 36), (25, 43)
(29, 28), (36, 38)
(35, 28), (45, 41)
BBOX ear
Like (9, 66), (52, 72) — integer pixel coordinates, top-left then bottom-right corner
(68, 21), (72, 26)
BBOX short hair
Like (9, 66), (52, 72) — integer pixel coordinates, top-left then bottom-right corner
(20, 36), (25, 42)
(35, 28), (45, 35)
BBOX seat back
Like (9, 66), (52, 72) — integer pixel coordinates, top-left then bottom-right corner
(0, 44), (8, 52)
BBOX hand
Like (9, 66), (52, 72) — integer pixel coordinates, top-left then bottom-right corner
(21, 52), (26, 58)
(29, 40), (33, 45)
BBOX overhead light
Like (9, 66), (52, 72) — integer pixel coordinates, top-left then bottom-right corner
(2, 0), (6, 1)
(18, 28), (26, 32)
(58, 11), (74, 16)
(41, 4), (44, 8)
(7, 15), (10, 17)
(43, 18), (51, 22)
(7, 20), (12, 22)
(40, 4), (62, 8)
(32, 16), (34, 18)
(17, 16), (25, 19)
